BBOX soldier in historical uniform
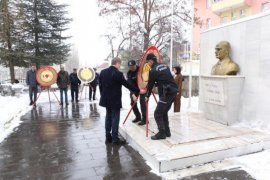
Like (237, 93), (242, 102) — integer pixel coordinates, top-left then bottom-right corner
(145, 53), (178, 140)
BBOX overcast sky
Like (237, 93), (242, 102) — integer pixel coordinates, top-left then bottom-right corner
(57, 0), (110, 67)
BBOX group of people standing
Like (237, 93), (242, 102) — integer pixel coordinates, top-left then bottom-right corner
(26, 54), (183, 145)
(99, 54), (183, 145)
(26, 66), (99, 107)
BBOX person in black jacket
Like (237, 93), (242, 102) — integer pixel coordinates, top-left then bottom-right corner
(99, 57), (140, 145)
(57, 66), (70, 106)
(69, 68), (81, 103)
(145, 53), (178, 140)
(26, 65), (38, 106)
(127, 60), (146, 125)
(89, 68), (99, 101)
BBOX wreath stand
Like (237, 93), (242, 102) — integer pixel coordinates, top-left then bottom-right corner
(123, 92), (158, 137)
(79, 83), (90, 100)
(33, 86), (60, 108)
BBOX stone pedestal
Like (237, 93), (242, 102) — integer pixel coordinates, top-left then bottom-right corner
(199, 75), (245, 125)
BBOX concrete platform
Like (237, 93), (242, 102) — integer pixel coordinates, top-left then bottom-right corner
(119, 112), (270, 173)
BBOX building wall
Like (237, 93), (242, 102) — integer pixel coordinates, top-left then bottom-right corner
(199, 12), (270, 128)
(193, 0), (220, 56)
(193, 0), (270, 56)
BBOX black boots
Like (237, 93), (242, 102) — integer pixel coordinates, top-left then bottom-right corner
(132, 118), (141, 123)
(165, 128), (171, 137)
(151, 130), (166, 140)
(138, 121), (146, 125)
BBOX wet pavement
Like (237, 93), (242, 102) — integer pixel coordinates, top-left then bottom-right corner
(0, 101), (160, 180)
(182, 169), (255, 180)
(0, 99), (257, 180)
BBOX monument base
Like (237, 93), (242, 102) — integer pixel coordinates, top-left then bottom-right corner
(120, 112), (270, 173)
(200, 75), (245, 125)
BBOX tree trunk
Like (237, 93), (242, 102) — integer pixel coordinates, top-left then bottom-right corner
(8, 59), (15, 83)
(143, 31), (150, 51)
(34, 0), (40, 68)
(3, 0), (15, 83)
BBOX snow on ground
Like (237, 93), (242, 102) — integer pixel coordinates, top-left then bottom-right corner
(0, 93), (30, 143)
(0, 87), (62, 144)
(232, 150), (270, 180)
(1, 87), (270, 180)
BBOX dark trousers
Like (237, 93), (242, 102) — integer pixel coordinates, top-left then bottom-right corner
(29, 86), (38, 103)
(154, 93), (176, 132)
(89, 85), (97, 100)
(71, 86), (79, 101)
(105, 107), (120, 142)
(60, 88), (68, 104)
(130, 94), (146, 121)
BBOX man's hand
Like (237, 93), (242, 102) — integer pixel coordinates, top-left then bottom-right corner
(132, 94), (137, 101)
(140, 89), (146, 94)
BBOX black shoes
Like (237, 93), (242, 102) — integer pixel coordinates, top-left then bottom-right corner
(132, 118), (141, 123)
(151, 131), (166, 140)
(29, 101), (33, 106)
(138, 121), (147, 126)
(105, 136), (112, 143)
(165, 129), (171, 137)
(112, 139), (126, 145)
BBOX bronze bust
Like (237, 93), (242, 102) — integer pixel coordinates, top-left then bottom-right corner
(211, 41), (240, 75)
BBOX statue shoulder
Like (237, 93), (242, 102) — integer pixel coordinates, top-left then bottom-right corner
(228, 60), (240, 71)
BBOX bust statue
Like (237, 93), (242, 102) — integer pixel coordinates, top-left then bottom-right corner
(211, 41), (240, 75)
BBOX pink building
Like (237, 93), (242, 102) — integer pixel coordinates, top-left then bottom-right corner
(193, 0), (270, 58)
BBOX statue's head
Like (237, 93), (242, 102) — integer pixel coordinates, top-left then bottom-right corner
(215, 41), (230, 60)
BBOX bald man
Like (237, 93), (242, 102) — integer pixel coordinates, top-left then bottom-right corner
(211, 41), (240, 75)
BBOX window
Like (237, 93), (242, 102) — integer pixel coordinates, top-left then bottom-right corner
(231, 11), (237, 21)
(207, 18), (212, 28)
(240, 9), (245, 18)
(262, 2), (270, 12)
(206, 0), (211, 8)
(221, 16), (228, 24)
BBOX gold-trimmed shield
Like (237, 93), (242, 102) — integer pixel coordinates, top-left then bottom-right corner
(78, 67), (95, 83)
(36, 66), (58, 87)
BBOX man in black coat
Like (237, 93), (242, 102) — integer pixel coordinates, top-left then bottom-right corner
(99, 57), (140, 145)
(69, 68), (81, 103)
(26, 65), (38, 106)
(145, 53), (178, 140)
(127, 60), (146, 125)
(57, 66), (70, 106)
(89, 68), (99, 101)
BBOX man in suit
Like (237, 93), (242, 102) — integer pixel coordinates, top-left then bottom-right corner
(26, 65), (38, 106)
(69, 68), (81, 102)
(99, 57), (139, 145)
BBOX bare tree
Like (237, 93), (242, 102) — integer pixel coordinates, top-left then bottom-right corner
(98, 0), (192, 51)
